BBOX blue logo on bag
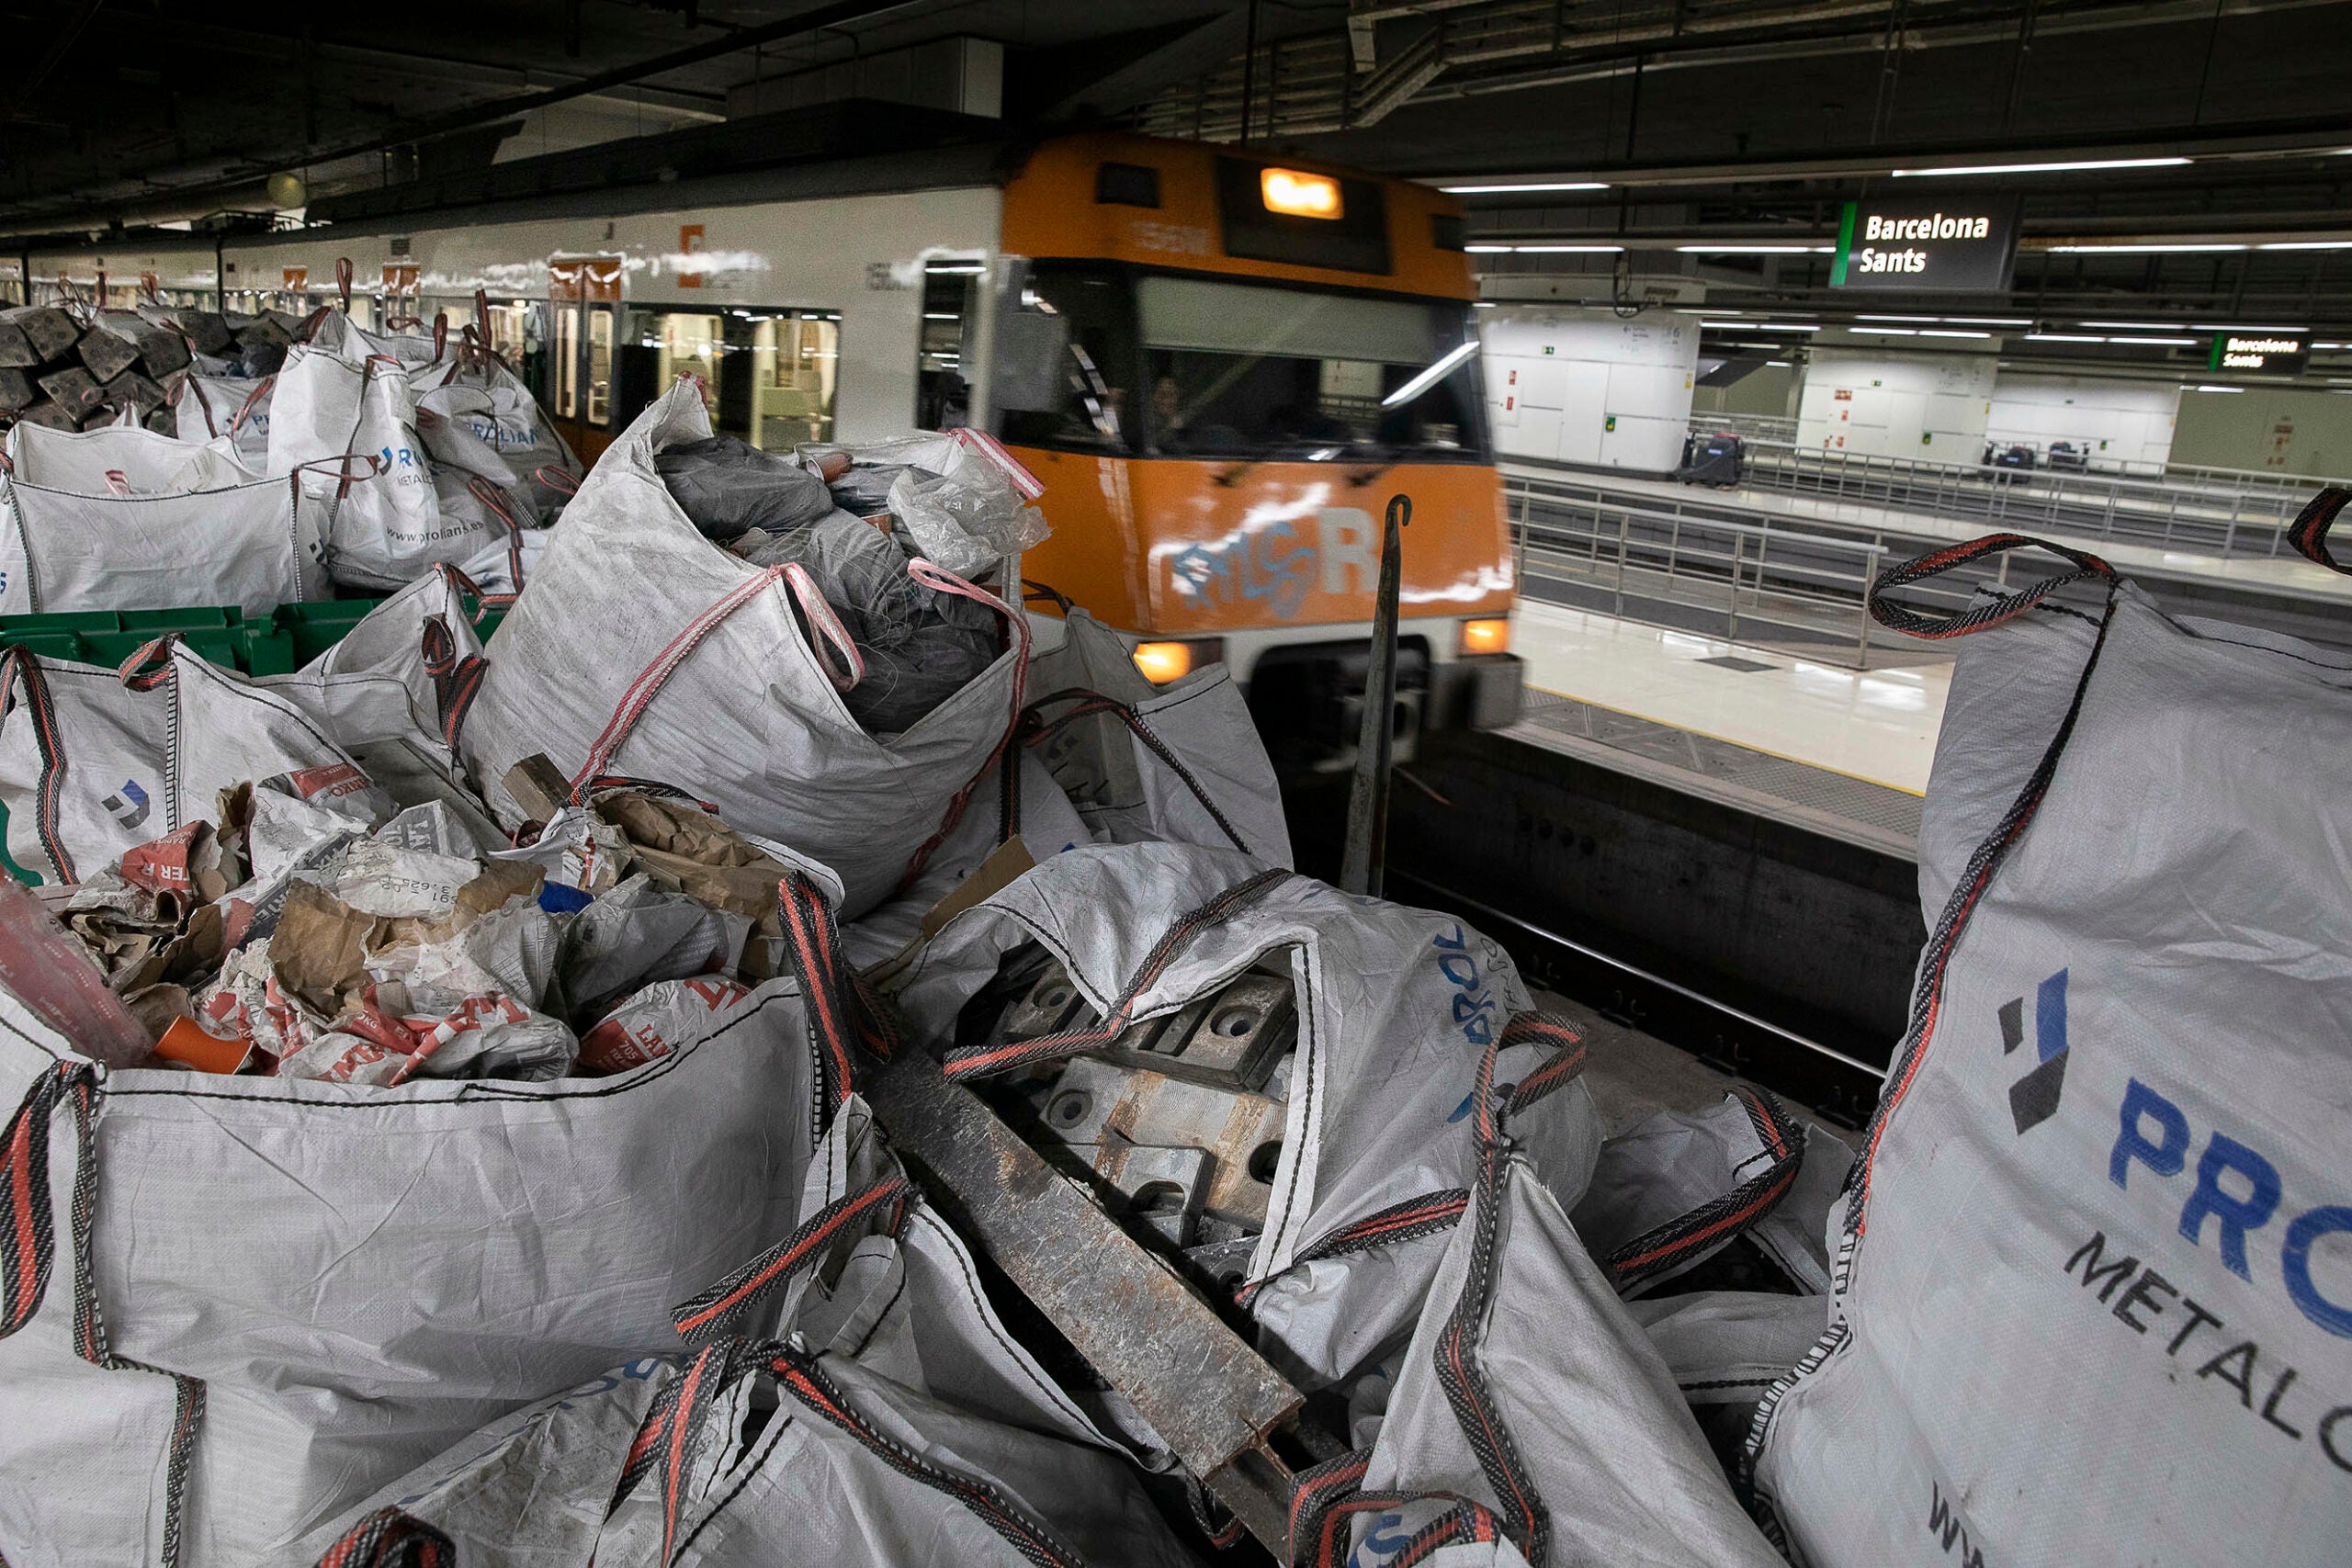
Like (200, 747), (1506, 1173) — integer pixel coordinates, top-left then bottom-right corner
(2001, 968), (2068, 1134)
(102, 779), (151, 830)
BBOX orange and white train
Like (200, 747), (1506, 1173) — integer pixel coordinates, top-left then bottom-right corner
(7, 130), (1521, 766)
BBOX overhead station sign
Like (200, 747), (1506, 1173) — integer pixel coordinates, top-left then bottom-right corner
(2209, 333), (2307, 374)
(1830, 196), (2022, 293)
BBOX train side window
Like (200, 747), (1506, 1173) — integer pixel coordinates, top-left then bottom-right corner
(587, 305), (616, 425)
(990, 260), (1137, 455)
(554, 306), (581, 419)
(917, 258), (980, 430)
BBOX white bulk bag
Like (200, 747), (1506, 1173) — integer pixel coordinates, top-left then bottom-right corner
(293, 1099), (1196, 1568)
(269, 345), (487, 591)
(0, 421), (329, 615)
(1315, 1118), (1786, 1568)
(0, 637), (386, 885)
(1025, 604), (1292, 868)
(171, 372), (274, 470)
(0, 964), (831, 1566)
(460, 381), (1027, 920)
(415, 359), (581, 515)
(888, 840), (1605, 1391)
(1748, 534), (2352, 1567)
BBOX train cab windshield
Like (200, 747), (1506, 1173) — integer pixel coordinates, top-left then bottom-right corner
(994, 263), (1487, 466)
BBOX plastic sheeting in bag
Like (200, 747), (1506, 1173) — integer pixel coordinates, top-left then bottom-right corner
(0, 420), (329, 615)
(1748, 533), (2352, 1568)
(657, 433), (837, 540)
(460, 381), (1028, 920)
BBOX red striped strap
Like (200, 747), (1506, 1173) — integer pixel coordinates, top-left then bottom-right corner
(567, 566), (789, 805)
(784, 562), (865, 693)
(937, 866), (1293, 1081)
(116, 634), (181, 693)
(1868, 533), (2116, 640)
(670, 1177), (913, 1344)
(1600, 1085), (1806, 1293)
(310, 1505), (456, 1568)
(892, 559), (1031, 894)
(0, 1062), (80, 1338)
(774, 870), (900, 1117)
(0, 648), (80, 883)
(537, 465), (581, 497)
(2289, 487), (2350, 574)
(335, 256), (353, 307)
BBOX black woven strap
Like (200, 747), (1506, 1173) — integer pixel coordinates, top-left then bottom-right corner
(311, 1506), (457, 1568)
(1024, 685), (1258, 855)
(938, 867), (1294, 1081)
(669, 1176), (914, 1345)
(775, 871), (899, 1120)
(0, 648), (78, 882)
(1868, 533), (2116, 639)
(770, 1348), (1095, 1568)
(1601, 1085), (1806, 1294)
(2289, 487), (2351, 574)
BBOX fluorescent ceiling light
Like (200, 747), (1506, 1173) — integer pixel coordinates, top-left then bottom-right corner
(1472, 300), (1497, 309)
(1943, 316), (2033, 326)
(2080, 321), (2184, 330)
(1698, 321), (1751, 329)
(2257, 241), (2352, 250)
(2192, 322), (2304, 333)
(1509, 243), (1626, 254)
(1675, 243), (1830, 254)
(2317, 342), (2350, 349)
(1857, 313), (1939, 322)
(2026, 333), (2105, 343)
(1755, 321), (1823, 331)
(2046, 243), (2245, 254)
(1920, 328), (1992, 338)
(922, 312), (958, 321)
(1382, 341), (1480, 407)
(1464, 244), (1512, 254)
(1442, 181), (1609, 194)
(1768, 360), (1792, 367)
(1892, 156), (2190, 176)
(2194, 384), (2245, 392)
(926, 263), (985, 275)
(1852, 326), (1917, 335)
(2106, 336), (2198, 346)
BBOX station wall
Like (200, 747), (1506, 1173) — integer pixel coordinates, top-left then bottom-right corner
(1793, 348), (1996, 460)
(1480, 308), (1699, 472)
(1693, 362), (1798, 421)
(1984, 373), (2178, 466)
(2171, 385), (2352, 479)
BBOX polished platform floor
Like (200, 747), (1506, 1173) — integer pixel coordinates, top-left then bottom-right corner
(1504, 601), (1946, 857)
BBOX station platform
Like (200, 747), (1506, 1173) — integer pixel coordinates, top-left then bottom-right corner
(1513, 464), (2352, 613)
(1499, 600), (1941, 859)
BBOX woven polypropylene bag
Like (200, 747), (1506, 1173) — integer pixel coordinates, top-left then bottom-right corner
(1749, 538), (2352, 1567)
(459, 381), (1025, 920)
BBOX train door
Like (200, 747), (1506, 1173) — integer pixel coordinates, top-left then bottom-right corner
(548, 254), (624, 463)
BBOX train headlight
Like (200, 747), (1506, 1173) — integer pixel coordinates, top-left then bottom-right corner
(1261, 168), (1342, 220)
(1459, 618), (1511, 656)
(1132, 639), (1224, 684)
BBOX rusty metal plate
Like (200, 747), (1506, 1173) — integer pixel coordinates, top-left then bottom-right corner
(1037, 1056), (1285, 1230)
(866, 1049), (1301, 1552)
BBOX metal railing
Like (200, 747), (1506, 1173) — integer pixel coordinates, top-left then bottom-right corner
(1725, 438), (2317, 559)
(1506, 473), (1889, 667)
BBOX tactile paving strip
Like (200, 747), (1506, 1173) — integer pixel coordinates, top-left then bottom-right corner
(1511, 689), (1923, 852)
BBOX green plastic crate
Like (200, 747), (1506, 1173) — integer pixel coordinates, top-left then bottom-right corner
(0, 606), (255, 672)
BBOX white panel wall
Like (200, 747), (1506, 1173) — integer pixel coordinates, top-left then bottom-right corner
(1985, 374), (2179, 466)
(1795, 349), (1997, 460)
(1481, 308), (1699, 472)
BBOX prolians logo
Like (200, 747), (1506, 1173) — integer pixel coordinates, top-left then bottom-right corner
(102, 779), (151, 830)
(2000, 967), (2069, 1134)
